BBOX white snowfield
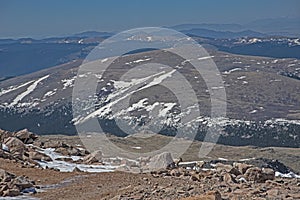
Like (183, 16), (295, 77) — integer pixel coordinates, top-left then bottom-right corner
(8, 75), (50, 107)
(275, 171), (300, 179)
(74, 69), (177, 124)
(61, 76), (77, 89)
(36, 148), (116, 173)
(0, 80), (34, 97)
(125, 58), (151, 65)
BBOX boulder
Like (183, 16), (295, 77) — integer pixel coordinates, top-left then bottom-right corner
(146, 152), (174, 170)
(0, 129), (13, 143)
(3, 137), (26, 159)
(0, 169), (15, 182)
(43, 141), (64, 149)
(54, 147), (70, 156)
(196, 160), (205, 168)
(120, 159), (139, 168)
(169, 169), (182, 177)
(13, 129), (38, 144)
(216, 163), (241, 176)
(222, 173), (237, 184)
(12, 176), (34, 190)
(82, 150), (103, 164)
(73, 167), (83, 172)
(261, 168), (275, 181)
(244, 167), (262, 182)
(2, 189), (20, 197)
(233, 162), (252, 174)
(215, 163), (233, 172)
(55, 146), (85, 156)
(0, 169), (35, 197)
(244, 167), (274, 183)
(28, 151), (52, 162)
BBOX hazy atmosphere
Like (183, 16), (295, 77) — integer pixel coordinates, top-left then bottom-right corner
(1, 0), (300, 38)
(0, 1), (299, 199)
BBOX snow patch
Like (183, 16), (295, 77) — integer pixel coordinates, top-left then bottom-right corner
(8, 75), (49, 107)
(125, 58), (151, 65)
(197, 56), (214, 61)
(249, 110), (257, 114)
(0, 80), (34, 97)
(223, 68), (242, 74)
(275, 171), (300, 179)
(61, 76), (76, 89)
(36, 148), (116, 173)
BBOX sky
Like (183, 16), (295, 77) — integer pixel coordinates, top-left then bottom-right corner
(0, 0), (299, 38)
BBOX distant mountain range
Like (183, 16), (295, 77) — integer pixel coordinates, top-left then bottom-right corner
(1, 30), (300, 78)
(169, 17), (300, 37)
(181, 28), (266, 39)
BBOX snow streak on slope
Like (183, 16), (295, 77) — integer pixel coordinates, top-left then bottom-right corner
(0, 80), (34, 97)
(74, 70), (176, 124)
(8, 75), (50, 107)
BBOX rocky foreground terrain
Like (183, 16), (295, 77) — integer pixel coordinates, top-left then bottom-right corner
(0, 129), (299, 199)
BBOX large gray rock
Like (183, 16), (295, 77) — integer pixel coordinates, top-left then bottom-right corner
(146, 152), (174, 170)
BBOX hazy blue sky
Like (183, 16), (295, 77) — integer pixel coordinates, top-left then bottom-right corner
(0, 0), (299, 38)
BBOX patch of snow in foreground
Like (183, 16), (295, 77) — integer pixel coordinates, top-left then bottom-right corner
(275, 171), (300, 179)
(2, 143), (9, 151)
(36, 148), (116, 173)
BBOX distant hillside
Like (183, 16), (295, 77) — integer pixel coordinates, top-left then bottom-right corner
(181, 28), (266, 39)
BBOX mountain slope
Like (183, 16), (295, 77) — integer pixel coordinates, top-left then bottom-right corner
(0, 49), (299, 147)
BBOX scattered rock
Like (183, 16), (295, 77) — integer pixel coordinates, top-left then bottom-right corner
(0, 169), (35, 197)
(182, 191), (222, 200)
